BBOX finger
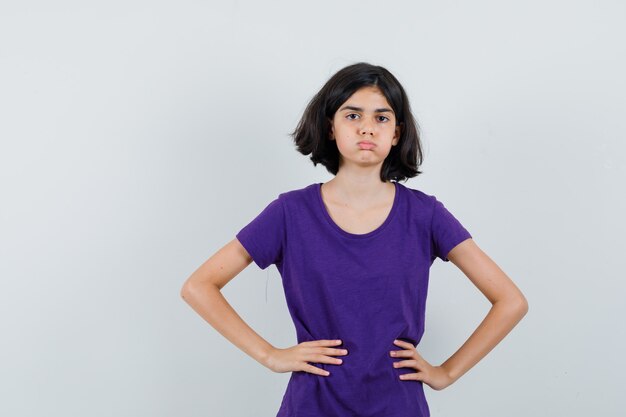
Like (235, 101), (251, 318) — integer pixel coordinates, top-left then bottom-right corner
(392, 359), (419, 370)
(307, 353), (344, 365)
(398, 371), (425, 381)
(303, 363), (331, 376)
(393, 339), (415, 349)
(304, 339), (343, 347)
(412, 348), (424, 361)
(390, 349), (414, 358)
(317, 347), (349, 356)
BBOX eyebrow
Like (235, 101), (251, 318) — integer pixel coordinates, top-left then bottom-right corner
(338, 105), (394, 114)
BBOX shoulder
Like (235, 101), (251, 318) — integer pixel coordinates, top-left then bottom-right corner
(397, 182), (438, 210)
(399, 182), (467, 227)
(276, 183), (317, 205)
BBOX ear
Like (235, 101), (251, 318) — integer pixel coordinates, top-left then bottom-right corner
(393, 123), (402, 145)
(329, 119), (335, 140)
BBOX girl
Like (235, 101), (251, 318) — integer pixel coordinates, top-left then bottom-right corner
(181, 62), (528, 417)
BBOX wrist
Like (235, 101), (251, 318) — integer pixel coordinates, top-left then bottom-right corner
(259, 345), (276, 368)
(439, 363), (457, 384)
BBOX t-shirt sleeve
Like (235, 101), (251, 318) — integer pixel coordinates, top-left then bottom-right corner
(235, 196), (285, 270)
(430, 196), (472, 262)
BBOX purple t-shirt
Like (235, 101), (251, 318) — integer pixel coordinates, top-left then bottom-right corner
(236, 181), (472, 417)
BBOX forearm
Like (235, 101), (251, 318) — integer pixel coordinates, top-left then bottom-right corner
(440, 297), (528, 383)
(181, 282), (275, 368)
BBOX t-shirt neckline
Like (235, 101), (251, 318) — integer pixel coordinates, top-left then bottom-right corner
(315, 181), (400, 239)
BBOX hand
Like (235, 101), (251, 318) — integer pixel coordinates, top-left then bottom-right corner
(390, 339), (454, 391)
(265, 339), (348, 377)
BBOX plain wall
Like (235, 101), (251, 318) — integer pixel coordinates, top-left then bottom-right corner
(1, 1), (624, 416)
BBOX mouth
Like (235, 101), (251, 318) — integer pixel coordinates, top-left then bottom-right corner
(358, 141), (376, 150)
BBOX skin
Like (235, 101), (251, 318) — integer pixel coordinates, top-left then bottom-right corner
(180, 85), (529, 390)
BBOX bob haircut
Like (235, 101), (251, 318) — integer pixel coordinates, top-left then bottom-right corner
(290, 62), (423, 183)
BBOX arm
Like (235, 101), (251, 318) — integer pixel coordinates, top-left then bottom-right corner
(180, 238), (275, 368)
(440, 238), (529, 384)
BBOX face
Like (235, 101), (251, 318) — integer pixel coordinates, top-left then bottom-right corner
(329, 86), (401, 170)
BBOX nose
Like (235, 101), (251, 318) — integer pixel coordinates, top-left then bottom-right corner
(360, 118), (374, 135)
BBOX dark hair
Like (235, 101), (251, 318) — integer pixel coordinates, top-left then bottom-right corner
(290, 62), (423, 182)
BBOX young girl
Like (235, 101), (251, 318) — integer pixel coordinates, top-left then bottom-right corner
(181, 62), (528, 417)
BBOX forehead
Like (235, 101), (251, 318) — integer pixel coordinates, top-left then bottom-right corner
(347, 86), (388, 102)
(338, 86), (394, 113)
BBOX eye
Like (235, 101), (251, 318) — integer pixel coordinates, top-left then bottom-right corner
(345, 113), (391, 122)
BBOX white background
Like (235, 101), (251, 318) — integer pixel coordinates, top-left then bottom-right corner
(1, 1), (624, 416)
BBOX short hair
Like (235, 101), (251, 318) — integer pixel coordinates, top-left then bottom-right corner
(290, 62), (423, 182)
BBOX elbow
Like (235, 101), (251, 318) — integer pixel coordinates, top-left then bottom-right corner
(180, 278), (219, 302)
(180, 278), (198, 302)
(514, 294), (529, 318)
(180, 283), (191, 301)
(498, 293), (528, 317)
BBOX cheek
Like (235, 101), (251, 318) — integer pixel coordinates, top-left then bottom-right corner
(333, 126), (352, 141)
